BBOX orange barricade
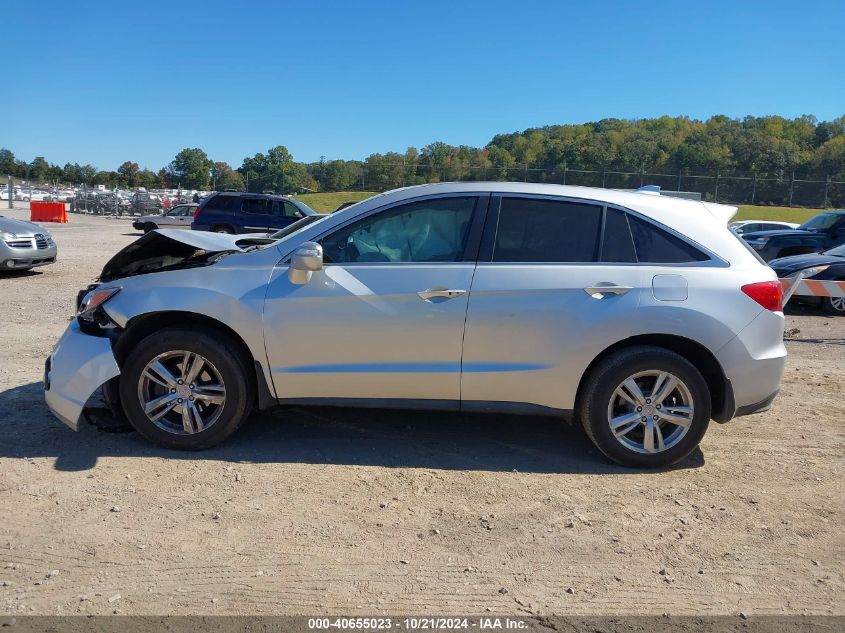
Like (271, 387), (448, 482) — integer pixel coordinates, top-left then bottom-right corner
(30, 201), (68, 223)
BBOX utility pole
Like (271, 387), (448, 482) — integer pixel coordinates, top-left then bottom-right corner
(7, 176), (12, 209)
(788, 170), (795, 207)
(714, 171), (720, 203)
(751, 172), (757, 205)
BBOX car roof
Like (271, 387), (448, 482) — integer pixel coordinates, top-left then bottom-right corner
(357, 181), (736, 222)
(213, 191), (291, 200)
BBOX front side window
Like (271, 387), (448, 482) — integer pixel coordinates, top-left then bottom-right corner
(271, 200), (302, 218)
(320, 197), (477, 264)
(492, 197), (602, 263)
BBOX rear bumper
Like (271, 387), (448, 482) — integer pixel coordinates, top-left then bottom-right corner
(715, 309), (786, 422)
(44, 320), (121, 431)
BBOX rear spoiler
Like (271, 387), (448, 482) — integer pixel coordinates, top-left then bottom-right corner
(700, 201), (738, 225)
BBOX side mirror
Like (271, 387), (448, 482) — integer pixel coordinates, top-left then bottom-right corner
(288, 241), (323, 285)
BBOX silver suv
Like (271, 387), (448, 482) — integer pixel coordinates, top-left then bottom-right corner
(45, 183), (786, 467)
(1, 215), (58, 271)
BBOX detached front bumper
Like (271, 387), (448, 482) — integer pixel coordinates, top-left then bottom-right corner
(44, 319), (121, 430)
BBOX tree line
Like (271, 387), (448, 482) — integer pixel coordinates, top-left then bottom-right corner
(2, 114), (844, 197)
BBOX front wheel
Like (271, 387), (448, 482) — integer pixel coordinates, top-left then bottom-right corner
(118, 327), (254, 450)
(580, 346), (711, 468)
(143, 222), (157, 233)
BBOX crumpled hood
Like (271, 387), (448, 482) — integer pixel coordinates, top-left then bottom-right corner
(0, 215), (50, 237)
(99, 229), (273, 281)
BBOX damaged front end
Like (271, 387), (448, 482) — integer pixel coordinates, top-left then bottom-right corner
(47, 229), (274, 431)
(76, 229), (273, 309)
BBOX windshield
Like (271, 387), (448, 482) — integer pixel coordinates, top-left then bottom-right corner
(799, 213), (841, 231)
(268, 214), (332, 241)
(823, 243), (845, 257)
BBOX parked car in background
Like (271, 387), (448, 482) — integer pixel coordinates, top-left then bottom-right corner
(769, 243), (845, 315)
(742, 210), (845, 261)
(45, 183), (786, 468)
(191, 192), (316, 234)
(17, 190), (53, 202)
(729, 220), (799, 234)
(132, 203), (199, 233)
(129, 192), (162, 216)
(0, 215), (58, 271)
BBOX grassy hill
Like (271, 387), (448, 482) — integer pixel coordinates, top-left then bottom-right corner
(295, 191), (378, 213)
(733, 205), (818, 223)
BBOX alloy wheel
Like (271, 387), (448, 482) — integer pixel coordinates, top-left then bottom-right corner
(606, 370), (694, 454)
(137, 350), (227, 435)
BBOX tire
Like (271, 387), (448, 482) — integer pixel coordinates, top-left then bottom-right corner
(143, 222), (157, 233)
(118, 327), (254, 450)
(821, 288), (845, 316)
(580, 346), (711, 468)
(212, 225), (234, 234)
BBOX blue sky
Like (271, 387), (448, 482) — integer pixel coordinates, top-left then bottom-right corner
(3, 0), (843, 171)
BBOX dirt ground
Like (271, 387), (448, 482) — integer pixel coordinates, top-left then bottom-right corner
(0, 203), (842, 617)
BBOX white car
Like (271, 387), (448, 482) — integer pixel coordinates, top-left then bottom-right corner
(729, 220), (800, 235)
(132, 204), (199, 232)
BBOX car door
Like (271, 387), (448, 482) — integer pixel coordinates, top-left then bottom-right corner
(460, 195), (649, 413)
(263, 194), (488, 404)
(240, 197), (271, 233)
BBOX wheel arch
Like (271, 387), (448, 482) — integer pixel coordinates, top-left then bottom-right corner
(574, 334), (732, 423)
(113, 310), (277, 410)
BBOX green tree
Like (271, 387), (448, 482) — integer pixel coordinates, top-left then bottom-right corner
(211, 162), (244, 191)
(118, 161), (141, 187)
(239, 145), (313, 193)
(168, 148), (212, 189)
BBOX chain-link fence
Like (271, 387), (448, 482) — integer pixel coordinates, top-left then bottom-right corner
(69, 189), (195, 216)
(328, 164), (845, 208)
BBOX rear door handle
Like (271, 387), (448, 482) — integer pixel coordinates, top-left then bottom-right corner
(418, 288), (467, 301)
(584, 283), (633, 299)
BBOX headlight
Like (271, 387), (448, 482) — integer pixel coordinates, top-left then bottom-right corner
(797, 264), (830, 279)
(78, 287), (121, 321)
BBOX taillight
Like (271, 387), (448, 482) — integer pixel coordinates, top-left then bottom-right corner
(741, 281), (783, 311)
(193, 205), (201, 220)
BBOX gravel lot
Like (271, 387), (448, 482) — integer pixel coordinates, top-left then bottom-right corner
(0, 204), (842, 616)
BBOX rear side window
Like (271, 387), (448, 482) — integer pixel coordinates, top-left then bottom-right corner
(242, 198), (268, 214)
(492, 198), (602, 262)
(203, 195), (238, 211)
(600, 208), (637, 262)
(627, 214), (710, 263)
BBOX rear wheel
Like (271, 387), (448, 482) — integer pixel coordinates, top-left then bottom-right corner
(580, 346), (711, 468)
(118, 327), (254, 450)
(212, 225), (234, 234)
(822, 291), (845, 316)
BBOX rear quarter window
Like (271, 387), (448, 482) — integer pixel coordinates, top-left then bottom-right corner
(627, 214), (710, 264)
(203, 195), (238, 211)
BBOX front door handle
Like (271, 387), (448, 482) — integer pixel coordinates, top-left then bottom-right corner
(417, 288), (467, 301)
(584, 283), (633, 299)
